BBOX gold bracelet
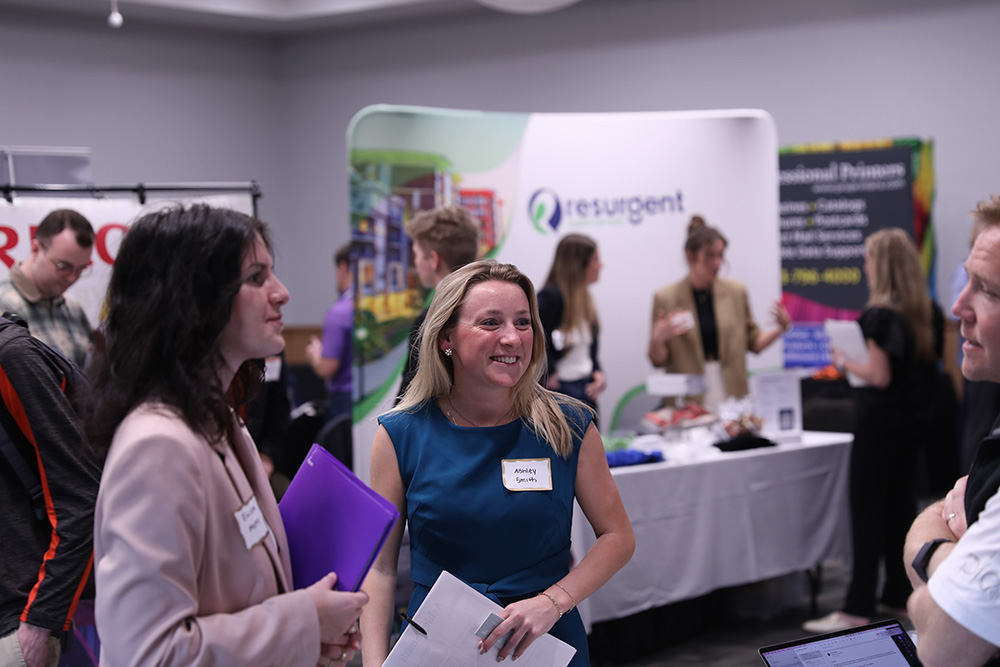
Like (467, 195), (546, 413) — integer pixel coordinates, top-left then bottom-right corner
(553, 583), (576, 610)
(540, 592), (563, 619)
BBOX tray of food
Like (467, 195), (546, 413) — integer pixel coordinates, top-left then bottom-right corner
(641, 403), (717, 433)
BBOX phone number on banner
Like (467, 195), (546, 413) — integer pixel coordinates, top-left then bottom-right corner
(781, 266), (862, 286)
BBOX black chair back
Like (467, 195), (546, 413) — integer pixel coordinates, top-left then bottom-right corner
(316, 412), (353, 471)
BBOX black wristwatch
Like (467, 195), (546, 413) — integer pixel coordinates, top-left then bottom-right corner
(912, 538), (953, 583)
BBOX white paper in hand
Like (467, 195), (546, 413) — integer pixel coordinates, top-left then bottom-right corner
(383, 570), (576, 667)
(824, 319), (870, 387)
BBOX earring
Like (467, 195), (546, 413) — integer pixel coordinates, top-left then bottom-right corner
(444, 348), (452, 357)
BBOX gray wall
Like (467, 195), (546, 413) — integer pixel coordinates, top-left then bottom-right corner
(3, 0), (998, 324)
(0, 9), (295, 302)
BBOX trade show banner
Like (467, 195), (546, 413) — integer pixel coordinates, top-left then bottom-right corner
(349, 105), (782, 480)
(0, 194), (256, 326)
(779, 138), (935, 367)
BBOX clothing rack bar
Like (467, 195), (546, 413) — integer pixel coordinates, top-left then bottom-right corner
(1, 181), (262, 217)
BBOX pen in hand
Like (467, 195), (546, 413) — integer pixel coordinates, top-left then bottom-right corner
(399, 611), (427, 636)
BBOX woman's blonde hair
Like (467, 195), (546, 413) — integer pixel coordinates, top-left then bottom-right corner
(865, 228), (934, 362)
(544, 233), (599, 334)
(392, 259), (590, 458)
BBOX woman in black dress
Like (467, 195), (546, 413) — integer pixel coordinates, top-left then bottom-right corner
(804, 227), (942, 633)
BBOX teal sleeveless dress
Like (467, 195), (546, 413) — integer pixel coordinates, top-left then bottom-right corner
(379, 400), (591, 666)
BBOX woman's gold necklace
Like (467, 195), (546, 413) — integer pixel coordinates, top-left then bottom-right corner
(445, 396), (514, 428)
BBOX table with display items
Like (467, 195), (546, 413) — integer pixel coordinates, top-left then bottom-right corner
(572, 430), (853, 629)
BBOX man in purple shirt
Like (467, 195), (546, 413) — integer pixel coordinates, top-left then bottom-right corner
(307, 244), (353, 422)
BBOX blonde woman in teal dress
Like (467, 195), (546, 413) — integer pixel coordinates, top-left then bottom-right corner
(360, 260), (634, 666)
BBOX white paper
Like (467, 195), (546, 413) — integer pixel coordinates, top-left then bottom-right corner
(645, 373), (706, 397)
(823, 319), (870, 387)
(383, 571), (577, 667)
(750, 370), (802, 441)
(669, 310), (695, 333)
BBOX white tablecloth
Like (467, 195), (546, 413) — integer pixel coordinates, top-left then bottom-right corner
(572, 431), (853, 627)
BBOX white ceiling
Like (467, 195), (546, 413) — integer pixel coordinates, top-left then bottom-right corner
(0, 0), (502, 33)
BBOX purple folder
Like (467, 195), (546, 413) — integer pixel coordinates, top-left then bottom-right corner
(278, 443), (400, 592)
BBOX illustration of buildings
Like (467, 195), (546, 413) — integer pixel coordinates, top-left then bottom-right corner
(349, 149), (504, 402)
(458, 188), (501, 257)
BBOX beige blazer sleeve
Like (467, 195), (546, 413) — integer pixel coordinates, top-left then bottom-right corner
(650, 278), (704, 376)
(94, 404), (321, 667)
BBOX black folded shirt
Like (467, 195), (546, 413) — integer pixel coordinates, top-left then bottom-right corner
(713, 434), (776, 452)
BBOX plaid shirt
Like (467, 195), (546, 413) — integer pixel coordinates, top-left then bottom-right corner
(0, 264), (93, 368)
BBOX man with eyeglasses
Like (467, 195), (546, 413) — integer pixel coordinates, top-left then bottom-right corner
(0, 209), (95, 368)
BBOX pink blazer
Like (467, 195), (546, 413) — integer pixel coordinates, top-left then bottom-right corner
(94, 403), (320, 667)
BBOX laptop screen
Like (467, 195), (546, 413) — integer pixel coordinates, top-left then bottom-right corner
(759, 619), (921, 666)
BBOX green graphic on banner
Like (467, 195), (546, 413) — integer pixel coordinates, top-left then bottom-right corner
(347, 108), (529, 414)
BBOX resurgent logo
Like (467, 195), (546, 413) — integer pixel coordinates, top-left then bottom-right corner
(528, 186), (684, 233)
(529, 188), (562, 233)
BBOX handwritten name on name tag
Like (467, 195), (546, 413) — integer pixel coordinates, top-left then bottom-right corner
(234, 495), (271, 550)
(501, 459), (552, 491)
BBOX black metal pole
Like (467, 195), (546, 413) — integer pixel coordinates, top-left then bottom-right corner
(0, 182), (261, 207)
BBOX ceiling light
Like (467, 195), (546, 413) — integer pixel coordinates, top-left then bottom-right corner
(472, 0), (583, 15)
(108, 0), (124, 28)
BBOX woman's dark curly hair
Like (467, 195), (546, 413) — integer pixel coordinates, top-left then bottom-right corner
(85, 204), (271, 453)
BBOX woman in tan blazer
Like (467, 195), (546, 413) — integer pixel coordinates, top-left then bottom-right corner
(86, 206), (367, 667)
(648, 216), (791, 402)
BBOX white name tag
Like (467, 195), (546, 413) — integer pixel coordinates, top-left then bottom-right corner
(501, 459), (552, 491)
(234, 495), (271, 550)
(264, 355), (282, 383)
